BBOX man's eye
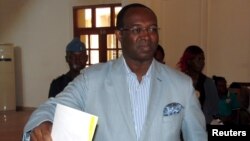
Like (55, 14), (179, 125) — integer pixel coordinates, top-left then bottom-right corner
(131, 28), (141, 34)
(148, 28), (158, 33)
(121, 26), (159, 35)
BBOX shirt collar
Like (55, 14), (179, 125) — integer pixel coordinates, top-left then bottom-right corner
(122, 56), (153, 77)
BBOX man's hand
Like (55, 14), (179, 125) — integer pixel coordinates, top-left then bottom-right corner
(30, 121), (53, 141)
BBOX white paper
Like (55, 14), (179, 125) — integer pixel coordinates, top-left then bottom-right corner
(51, 104), (98, 141)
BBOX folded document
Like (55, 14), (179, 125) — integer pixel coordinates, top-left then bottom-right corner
(51, 104), (98, 141)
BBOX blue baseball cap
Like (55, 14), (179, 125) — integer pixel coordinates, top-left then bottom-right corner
(66, 38), (86, 52)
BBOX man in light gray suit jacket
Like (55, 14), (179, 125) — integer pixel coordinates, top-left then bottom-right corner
(23, 3), (207, 141)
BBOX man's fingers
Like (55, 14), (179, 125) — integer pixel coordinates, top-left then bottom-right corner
(41, 124), (52, 141)
(30, 121), (53, 141)
(30, 127), (43, 141)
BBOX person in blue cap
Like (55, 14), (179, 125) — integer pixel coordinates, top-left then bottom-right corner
(48, 38), (88, 98)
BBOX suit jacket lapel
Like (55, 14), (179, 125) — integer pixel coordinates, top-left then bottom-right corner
(140, 61), (170, 141)
(145, 61), (163, 124)
(109, 57), (137, 138)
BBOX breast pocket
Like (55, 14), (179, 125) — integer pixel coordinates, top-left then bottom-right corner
(162, 110), (183, 122)
(161, 110), (184, 138)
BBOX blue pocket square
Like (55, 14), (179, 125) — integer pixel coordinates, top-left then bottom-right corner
(163, 102), (184, 116)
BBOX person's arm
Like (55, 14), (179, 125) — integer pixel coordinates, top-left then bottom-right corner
(182, 81), (208, 141)
(23, 74), (87, 141)
(204, 78), (220, 123)
(22, 100), (57, 141)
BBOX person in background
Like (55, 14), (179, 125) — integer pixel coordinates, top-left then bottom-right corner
(228, 82), (250, 124)
(48, 38), (88, 98)
(23, 3), (207, 141)
(154, 44), (165, 64)
(212, 76), (241, 125)
(177, 45), (219, 125)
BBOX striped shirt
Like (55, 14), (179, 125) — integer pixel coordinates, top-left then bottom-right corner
(123, 58), (152, 140)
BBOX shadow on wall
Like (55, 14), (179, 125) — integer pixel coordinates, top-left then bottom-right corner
(15, 46), (24, 110)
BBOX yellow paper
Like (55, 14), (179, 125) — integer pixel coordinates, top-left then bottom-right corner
(52, 104), (98, 141)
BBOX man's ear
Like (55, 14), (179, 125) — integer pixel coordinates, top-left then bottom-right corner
(115, 30), (122, 41)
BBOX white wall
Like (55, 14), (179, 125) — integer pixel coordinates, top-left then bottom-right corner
(0, 0), (249, 107)
(207, 0), (250, 82)
(0, 0), (72, 107)
(0, 0), (120, 107)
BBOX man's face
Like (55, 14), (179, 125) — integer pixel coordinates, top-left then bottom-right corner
(66, 51), (88, 72)
(189, 53), (205, 73)
(116, 7), (159, 62)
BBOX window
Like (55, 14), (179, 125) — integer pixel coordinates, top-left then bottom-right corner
(73, 4), (122, 66)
